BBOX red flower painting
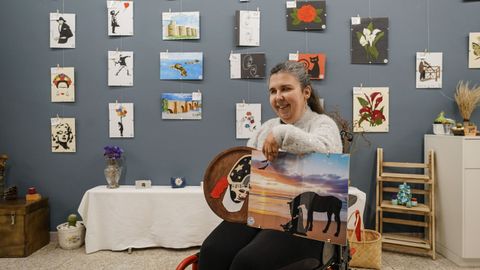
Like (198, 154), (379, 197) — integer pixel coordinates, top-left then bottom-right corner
(290, 4), (323, 25)
(357, 91), (386, 127)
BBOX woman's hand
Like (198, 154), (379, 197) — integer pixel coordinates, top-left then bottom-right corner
(262, 132), (280, 162)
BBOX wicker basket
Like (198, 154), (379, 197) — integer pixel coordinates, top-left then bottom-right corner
(347, 211), (382, 269)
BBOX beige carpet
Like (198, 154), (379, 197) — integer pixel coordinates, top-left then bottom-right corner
(0, 242), (476, 270)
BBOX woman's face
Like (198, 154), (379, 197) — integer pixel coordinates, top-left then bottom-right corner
(269, 72), (311, 124)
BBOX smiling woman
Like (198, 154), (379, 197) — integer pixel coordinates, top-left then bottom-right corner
(198, 61), (343, 270)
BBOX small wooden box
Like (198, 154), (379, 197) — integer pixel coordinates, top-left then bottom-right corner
(0, 198), (50, 257)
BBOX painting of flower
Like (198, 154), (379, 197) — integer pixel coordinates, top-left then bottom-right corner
(351, 17), (389, 64)
(286, 1), (326, 31)
(353, 87), (389, 132)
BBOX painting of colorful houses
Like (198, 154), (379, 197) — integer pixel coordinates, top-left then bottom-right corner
(162, 11), (200, 40)
(161, 93), (202, 120)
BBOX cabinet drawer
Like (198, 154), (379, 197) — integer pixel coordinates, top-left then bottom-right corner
(464, 140), (480, 169)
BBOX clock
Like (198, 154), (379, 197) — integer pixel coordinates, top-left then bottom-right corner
(171, 177), (186, 188)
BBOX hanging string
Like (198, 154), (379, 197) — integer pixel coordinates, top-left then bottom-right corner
(305, 31), (309, 52)
(368, 0), (371, 17)
(426, 0), (430, 51)
(368, 0), (372, 84)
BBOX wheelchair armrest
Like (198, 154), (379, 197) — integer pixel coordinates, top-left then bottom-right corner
(176, 253), (200, 270)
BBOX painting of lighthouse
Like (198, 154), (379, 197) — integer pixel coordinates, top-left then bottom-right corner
(162, 11), (200, 40)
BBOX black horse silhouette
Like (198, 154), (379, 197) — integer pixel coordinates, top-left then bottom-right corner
(282, 191), (342, 237)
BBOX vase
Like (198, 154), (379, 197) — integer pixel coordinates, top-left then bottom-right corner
(104, 158), (122, 188)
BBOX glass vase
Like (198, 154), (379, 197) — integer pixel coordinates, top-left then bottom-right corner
(104, 158), (122, 188)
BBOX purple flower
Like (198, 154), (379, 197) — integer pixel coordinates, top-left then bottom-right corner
(104, 146), (123, 160)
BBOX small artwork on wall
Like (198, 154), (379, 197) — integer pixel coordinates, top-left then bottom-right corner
(468, 32), (480, 68)
(160, 52), (203, 80)
(353, 87), (389, 132)
(162, 11), (200, 40)
(108, 50), (133, 86)
(236, 103), (261, 139)
(50, 13), (75, 48)
(351, 17), (388, 64)
(416, 52), (442, 89)
(109, 103), (134, 138)
(289, 53), (326, 80)
(161, 92), (202, 120)
(230, 53), (266, 79)
(51, 117), (76, 153)
(51, 67), (75, 102)
(235, 10), (260, 46)
(107, 0), (134, 36)
(286, 0), (326, 31)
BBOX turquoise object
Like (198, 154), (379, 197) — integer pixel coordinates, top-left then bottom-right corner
(397, 182), (412, 206)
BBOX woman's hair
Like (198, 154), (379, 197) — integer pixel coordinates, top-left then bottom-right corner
(270, 61), (324, 114)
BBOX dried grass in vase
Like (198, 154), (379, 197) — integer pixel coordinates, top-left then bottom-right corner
(454, 80), (480, 122)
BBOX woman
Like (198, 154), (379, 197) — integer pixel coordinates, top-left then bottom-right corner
(199, 61), (342, 270)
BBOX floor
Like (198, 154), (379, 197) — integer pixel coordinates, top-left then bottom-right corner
(0, 242), (477, 270)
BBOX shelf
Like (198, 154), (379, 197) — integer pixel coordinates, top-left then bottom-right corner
(380, 200), (430, 214)
(378, 177), (433, 184)
(382, 233), (431, 249)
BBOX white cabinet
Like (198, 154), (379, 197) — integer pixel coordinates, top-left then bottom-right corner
(425, 135), (480, 266)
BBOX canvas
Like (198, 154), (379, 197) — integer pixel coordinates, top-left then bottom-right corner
(230, 53), (266, 79)
(469, 32), (480, 68)
(160, 52), (203, 80)
(162, 11), (200, 40)
(248, 150), (350, 245)
(50, 13), (75, 48)
(416, 52), (442, 88)
(351, 17), (389, 64)
(353, 87), (389, 132)
(236, 103), (261, 139)
(286, 1), (326, 31)
(161, 92), (202, 120)
(108, 51), (133, 86)
(107, 1), (133, 36)
(51, 67), (75, 102)
(109, 103), (134, 138)
(51, 117), (76, 153)
(235, 10), (260, 46)
(289, 53), (326, 80)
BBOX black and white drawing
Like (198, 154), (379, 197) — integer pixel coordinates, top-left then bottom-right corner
(50, 13), (75, 48)
(235, 10), (260, 46)
(51, 117), (76, 152)
(107, 1), (133, 36)
(108, 51), (133, 86)
(109, 103), (134, 138)
(230, 53), (266, 79)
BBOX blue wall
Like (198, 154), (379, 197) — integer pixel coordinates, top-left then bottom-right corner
(0, 0), (479, 230)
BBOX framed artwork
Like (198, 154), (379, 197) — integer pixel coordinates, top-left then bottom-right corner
(353, 87), (389, 132)
(51, 117), (76, 153)
(51, 67), (75, 102)
(351, 17), (389, 64)
(248, 150), (350, 245)
(107, 1), (134, 36)
(161, 92), (202, 120)
(286, 1), (326, 31)
(109, 103), (134, 138)
(50, 13), (75, 48)
(416, 52), (442, 89)
(162, 11), (200, 40)
(108, 51), (133, 86)
(230, 53), (266, 79)
(235, 10), (260, 46)
(236, 103), (261, 139)
(160, 52), (203, 80)
(289, 53), (326, 80)
(469, 32), (480, 68)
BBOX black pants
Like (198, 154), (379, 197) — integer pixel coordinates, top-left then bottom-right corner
(198, 221), (324, 270)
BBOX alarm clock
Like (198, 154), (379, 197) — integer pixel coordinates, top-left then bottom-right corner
(171, 177), (186, 188)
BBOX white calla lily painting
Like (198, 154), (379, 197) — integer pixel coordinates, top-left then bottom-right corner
(351, 17), (389, 64)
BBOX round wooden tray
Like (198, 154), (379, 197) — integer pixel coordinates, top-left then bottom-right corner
(203, 146), (254, 223)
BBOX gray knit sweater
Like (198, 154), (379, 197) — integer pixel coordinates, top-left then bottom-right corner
(247, 107), (343, 154)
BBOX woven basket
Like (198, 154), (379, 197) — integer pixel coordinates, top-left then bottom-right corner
(347, 211), (382, 269)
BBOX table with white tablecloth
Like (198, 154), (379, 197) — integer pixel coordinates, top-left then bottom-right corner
(77, 185), (222, 254)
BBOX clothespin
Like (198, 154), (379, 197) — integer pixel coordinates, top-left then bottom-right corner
(115, 99), (118, 104)
(296, 50), (299, 56)
(56, 114), (60, 121)
(169, 8), (172, 13)
(166, 49), (169, 53)
(424, 48), (428, 53)
(57, 63), (60, 68)
(197, 89), (201, 93)
(257, 7), (260, 12)
(57, 9), (60, 15)
(242, 99), (246, 104)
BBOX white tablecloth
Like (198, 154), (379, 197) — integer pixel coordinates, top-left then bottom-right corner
(78, 185), (222, 254)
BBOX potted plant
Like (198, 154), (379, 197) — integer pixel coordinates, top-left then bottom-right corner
(433, 111), (455, 135)
(454, 81), (480, 136)
(57, 214), (85, 249)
